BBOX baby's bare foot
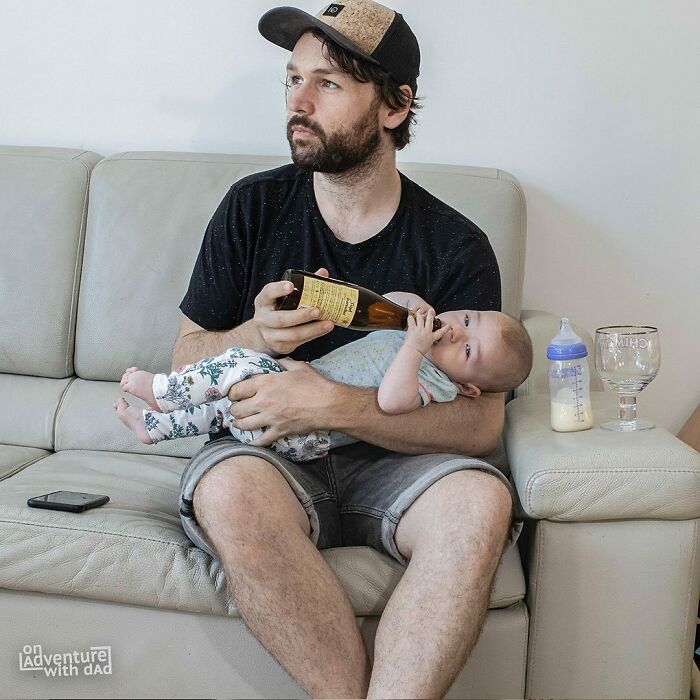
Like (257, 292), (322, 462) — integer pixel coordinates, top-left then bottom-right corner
(114, 397), (154, 444)
(120, 367), (159, 410)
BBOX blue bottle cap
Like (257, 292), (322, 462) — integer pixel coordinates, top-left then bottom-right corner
(547, 318), (588, 360)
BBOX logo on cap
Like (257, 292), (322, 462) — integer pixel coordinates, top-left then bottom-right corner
(323, 4), (345, 17)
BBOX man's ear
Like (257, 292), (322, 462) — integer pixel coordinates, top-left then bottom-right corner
(382, 85), (413, 129)
(455, 382), (481, 398)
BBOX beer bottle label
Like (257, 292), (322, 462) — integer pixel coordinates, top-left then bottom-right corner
(299, 278), (359, 327)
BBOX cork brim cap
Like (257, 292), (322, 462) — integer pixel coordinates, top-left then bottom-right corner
(259, 6), (382, 68)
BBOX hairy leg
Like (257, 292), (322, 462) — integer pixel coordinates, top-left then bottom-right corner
(194, 455), (371, 698)
(367, 470), (512, 699)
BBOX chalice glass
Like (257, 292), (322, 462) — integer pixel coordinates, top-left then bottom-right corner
(594, 326), (660, 431)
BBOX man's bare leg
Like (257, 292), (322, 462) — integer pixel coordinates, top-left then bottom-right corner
(194, 455), (371, 698)
(367, 470), (513, 699)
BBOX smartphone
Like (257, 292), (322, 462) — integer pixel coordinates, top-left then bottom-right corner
(27, 491), (110, 513)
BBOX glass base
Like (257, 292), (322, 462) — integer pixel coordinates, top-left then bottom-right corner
(600, 419), (655, 432)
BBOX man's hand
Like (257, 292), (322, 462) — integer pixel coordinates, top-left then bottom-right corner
(252, 267), (334, 356)
(403, 309), (451, 356)
(227, 358), (339, 446)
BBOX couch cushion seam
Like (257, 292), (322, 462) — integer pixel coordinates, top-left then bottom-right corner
(0, 452), (53, 482)
(524, 470), (700, 518)
(527, 468), (700, 475)
(52, 377), (77, 451)
(0, 519), (192, 550)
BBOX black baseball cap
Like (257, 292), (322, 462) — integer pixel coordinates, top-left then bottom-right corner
(259, 1), (420, 94)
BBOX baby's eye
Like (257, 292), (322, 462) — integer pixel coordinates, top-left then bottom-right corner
(322, 80), (338, 89)
(465, 344), (471, 360)
(464, 313), (470, 327)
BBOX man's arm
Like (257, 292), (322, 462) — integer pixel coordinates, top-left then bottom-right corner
(171, 268), (334, 371)
(337, 384), (505, 457)
(171, 313), (267, 371)
(229, 362), (505, 457)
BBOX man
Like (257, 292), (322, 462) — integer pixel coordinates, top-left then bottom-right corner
(174, 1), (519, 697)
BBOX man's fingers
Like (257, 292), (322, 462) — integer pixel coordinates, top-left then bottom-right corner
(228, 397), (261, 420)
(257, 305), (321, 329)
(256, 280), (295, 308)
(232, 412), (268, 432)
(228, 375), (264, 402)
(264, 320), (334, 347)
(277, 358), (306, 371)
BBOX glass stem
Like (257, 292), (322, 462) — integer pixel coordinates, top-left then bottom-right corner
(618, 394), (637, 422)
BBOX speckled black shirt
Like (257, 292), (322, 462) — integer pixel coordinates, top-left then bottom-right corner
(180, 163), (501, 363)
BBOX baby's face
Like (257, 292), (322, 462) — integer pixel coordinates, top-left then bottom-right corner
(425, 309), (508, 393)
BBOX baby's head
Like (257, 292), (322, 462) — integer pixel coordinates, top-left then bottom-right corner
(425, 309), (533, 397)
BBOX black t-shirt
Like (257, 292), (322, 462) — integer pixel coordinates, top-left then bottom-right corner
(180, 163), (501, 364)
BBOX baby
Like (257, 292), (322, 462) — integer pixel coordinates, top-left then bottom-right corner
(114, 292), (533, 462)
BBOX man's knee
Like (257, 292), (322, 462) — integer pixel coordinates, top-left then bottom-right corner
(193, 454), (311, 545)
(395, 469), (513, 561)
(465, 470), (514, 525)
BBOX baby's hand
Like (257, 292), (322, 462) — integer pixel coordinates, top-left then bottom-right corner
(404, 310), (451, 356)
(383, 291), (435, 315)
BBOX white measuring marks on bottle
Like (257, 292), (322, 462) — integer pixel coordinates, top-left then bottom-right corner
(550, 364), (593, 431)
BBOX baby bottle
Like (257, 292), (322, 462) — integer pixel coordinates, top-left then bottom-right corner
(547, 318), (593, 432)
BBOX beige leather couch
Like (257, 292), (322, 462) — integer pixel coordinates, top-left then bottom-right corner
(1, 145), (699, 700)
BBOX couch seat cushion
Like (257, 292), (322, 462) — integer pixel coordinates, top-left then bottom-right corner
(0, 450), (525, 616)
(0, 375), (74, 450)
(0, 445), (51, 481)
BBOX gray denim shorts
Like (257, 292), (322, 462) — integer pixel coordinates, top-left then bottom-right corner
(179, 436), (523, 567)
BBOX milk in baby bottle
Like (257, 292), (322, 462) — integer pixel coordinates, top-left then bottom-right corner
(547, 318), (593, 432)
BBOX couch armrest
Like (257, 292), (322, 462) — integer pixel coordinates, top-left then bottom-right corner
(504, 392), (700, 520)
(516, 309), (603, 396)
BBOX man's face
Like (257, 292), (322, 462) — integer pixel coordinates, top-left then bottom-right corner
(285, 32), (385, 173)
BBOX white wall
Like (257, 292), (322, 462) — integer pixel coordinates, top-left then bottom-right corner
(2, 0), (698, 432)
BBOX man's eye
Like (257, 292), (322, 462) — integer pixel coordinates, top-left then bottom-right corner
(464, 313), (470, 327)
(465, 344), (471, 359)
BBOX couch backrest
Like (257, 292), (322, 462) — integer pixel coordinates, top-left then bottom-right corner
(0, 147), (525, 453)
(0, 146), (101, 378)
(0, 147), (103, 450)
(74, 152), (526, 381)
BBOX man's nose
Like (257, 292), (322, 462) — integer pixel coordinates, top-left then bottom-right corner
(286, 81), (315, 115)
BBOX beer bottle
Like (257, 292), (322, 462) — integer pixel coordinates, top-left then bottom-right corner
(275, 269), (441, 331)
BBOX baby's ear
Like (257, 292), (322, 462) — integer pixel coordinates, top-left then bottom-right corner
(455, 382), (481, 398)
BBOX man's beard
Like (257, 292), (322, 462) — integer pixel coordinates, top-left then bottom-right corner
(287, 97), (383, 174)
